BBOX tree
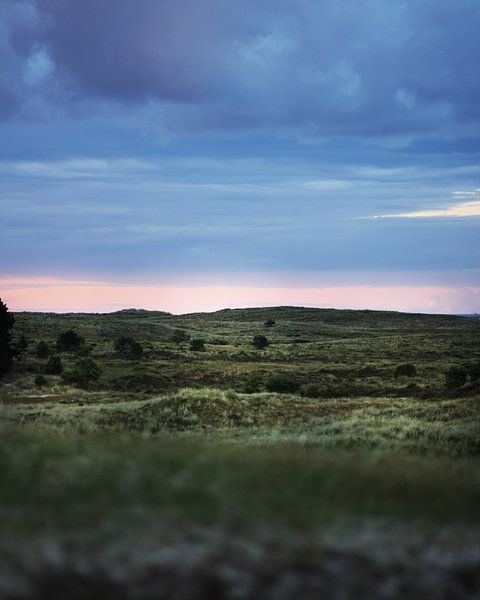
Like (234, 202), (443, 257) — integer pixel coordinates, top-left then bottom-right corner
(114, 336), (143, 359)
(252, 335), (269, 350)
(264, 319), (276, 328)
(0, 298), (15, 376)
(14, 335), (29, 358)
(170, 329), (190, 343)
(190, 339), (205, 351)
(394, 363), (417, 378)
(56, 330), (85, 352)
(62, 357), (102, 387)
(45, 355), (63, 375)
(445, 365), (468, 388)
(35, 341), (50, 358)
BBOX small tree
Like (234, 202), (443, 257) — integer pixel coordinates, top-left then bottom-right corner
(264, 319), (276, 328)
(265, 373), (300, 393)
(35, 341), (50, 358)
(14, 335), (29, 358)
(56, 330), (85, 352)
(252, 335), (269, 350)
(45, 355), (63, 375)
(190, 339), (205, 352)
(114, 336), (143, 359)
(62, 357), (101, 387)
(0, 298), (15, 376)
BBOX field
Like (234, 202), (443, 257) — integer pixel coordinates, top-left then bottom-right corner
(1, 307), (480, 598)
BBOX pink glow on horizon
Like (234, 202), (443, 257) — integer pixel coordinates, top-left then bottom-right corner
(1, 278), (479, 314)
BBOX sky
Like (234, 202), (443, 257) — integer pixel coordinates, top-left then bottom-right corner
(0, 0), (479, 314)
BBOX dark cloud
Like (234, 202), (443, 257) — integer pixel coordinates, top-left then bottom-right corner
(1, 0), (479, 141)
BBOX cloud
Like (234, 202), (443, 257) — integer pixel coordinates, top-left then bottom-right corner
(0, 0), (479, 144)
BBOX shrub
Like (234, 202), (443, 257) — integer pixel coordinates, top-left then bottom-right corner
(34, 374), (47, 387)
(252, 335), (269, 350)
(444, 365), (468, 388)
(15, 335), (29, 357)
(35, 340), (50, 358)
(62, 357), (102, 386)
(56, 330), (85, 352)
(264, 319), (276, 328)
(467, 363), (480, 382)
(114, 336), (143, 359)
(300, 383), (322, 398)
(45, 355), (63, 375)
(242, 372), (264, 393)
(190, 339), (206, 352)
(170, 329), (190, 343)
(394, 363), (417, 378)
(265, 373), (300, 393)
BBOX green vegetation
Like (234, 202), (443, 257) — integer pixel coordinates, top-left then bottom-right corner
(1, 306), (480, 597)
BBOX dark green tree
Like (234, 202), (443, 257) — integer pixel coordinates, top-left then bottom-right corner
(35, 340), (50, 358)
(114, 336), (143, 359)
(252, 335), (269, 349)
(45, 355), (63, 375)
(190, 339), (205, 351)
(0, 298), (15, 376)
(56, 330), (85, 352)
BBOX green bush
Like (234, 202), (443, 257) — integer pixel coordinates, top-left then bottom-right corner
(170, 329), (190, 343)
(62, 357), (102, 387)
(265, 373), (300, 394)
(264, 319), (276, 328)
(34, 374), (47, 387)
(114, 336), (143, 359)
(35, 340), (50, 358)
(394, 363), (417, 378)
(300, 383), (322, 398)
(45, 355), (63, 375)
(444, 365), (468, 388)
(252, 335), (269, 350)
(190, 339), (205, 352)
(56, 330), (85, 352)
(242, 372), (264, 393)
(467, 363), (480, 382)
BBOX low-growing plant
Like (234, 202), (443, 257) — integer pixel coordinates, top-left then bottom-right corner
(242, 372), (264, 393)
(444, 365), (468, 388)
(34, 374), (47, 387)
(170, 329), (190, 343)
(190, 339), (206, 352)
(264, 319), (276, 328)
(300, 383), (322, 398)
(265, 373), (300, 393)
(114, 336), (143, 359)
(62, 357), (102, 387)
(45, 355), (63, 375)
(394, 363), (417, 378)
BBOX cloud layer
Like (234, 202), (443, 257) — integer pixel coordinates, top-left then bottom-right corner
(1, 0), (480, 143)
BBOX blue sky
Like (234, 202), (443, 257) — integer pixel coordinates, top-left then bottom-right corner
(0, 0), (479, 312)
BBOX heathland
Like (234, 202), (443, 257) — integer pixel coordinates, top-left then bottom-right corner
(1, 306), (480, 598)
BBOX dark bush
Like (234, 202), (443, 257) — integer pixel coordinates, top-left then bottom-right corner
(265, 373), (300, 394)
(62, 357), (102, 386)
(300, 383), (322, 398)
(467, 363), (480, 382)
(56, 330), (85, 352)
(242, 372), (264, 393)
(35, 341), (50, 358)
(252, 335), (269, 350)
(445, 365), (468, 388)
(264, 319), (276, 328)
(45, 355), (63, 375)
(15, 335), (29, 357)
(114, 336), (143, 359)
(190, 339), (205, 352)
(170, 329), (190, 343)
(394, 363), (417, 378)
(34, 374), (47, 387)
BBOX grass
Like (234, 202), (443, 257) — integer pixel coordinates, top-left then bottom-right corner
(1, 306), (480, 597)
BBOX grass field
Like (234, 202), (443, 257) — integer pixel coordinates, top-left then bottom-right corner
(1, 307), (480, 598)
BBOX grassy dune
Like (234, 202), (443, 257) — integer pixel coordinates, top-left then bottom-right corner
(1, 307), (480, 598)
